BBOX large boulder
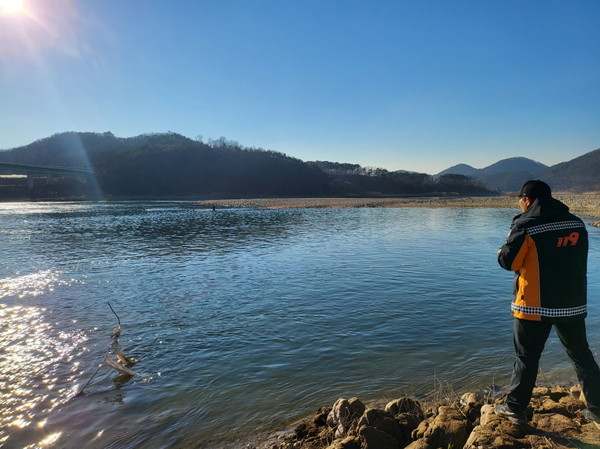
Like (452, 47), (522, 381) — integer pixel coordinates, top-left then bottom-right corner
(385, 397), (425, 435)
(356, 408), (405, 445)
(357, 424), (399, 449)
(326, 398), (366, 438)
(385, 397), (423, 417)
(413, 404), (471, 449)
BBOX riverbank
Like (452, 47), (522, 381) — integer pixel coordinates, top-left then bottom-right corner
(193, 193), (600, 221)
(249, 385), (600, 449)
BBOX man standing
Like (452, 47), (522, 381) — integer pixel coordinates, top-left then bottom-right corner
(496, 180), (600, 427)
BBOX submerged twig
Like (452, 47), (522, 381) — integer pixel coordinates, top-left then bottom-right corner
(77, 362), (105, 396)
(77, 303), (139, 395)
(103, 358), (138, 376)
(109, 322), (138, 368)
(108, 301), (121, 326)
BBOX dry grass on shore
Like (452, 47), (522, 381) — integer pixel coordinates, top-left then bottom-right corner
(194, 193), (600, 219)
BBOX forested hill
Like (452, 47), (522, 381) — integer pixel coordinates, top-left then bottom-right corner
(0, 132), (492, 199)
(538, 148), (600, 191)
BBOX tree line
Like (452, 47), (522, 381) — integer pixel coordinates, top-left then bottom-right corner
(0, 132), (493, 200)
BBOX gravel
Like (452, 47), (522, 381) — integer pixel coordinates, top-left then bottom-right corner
(194, 193), (600, 222)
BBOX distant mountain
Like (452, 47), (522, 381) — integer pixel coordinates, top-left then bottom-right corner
(477, 157), (548, 177)
(476, 171), (540, 193)
(436, 163), (478, 177)
(477, 157), (548, 191)
(437, 150), (600, 192)
(436, 157), (549, 192)
(538, 148), (600, 192)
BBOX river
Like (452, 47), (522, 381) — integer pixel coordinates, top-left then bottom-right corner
(1, 202), (599, 448)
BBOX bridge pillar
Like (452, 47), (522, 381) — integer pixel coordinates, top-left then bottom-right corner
(27, 174), (35, 191)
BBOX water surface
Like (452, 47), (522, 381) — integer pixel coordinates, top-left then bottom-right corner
(1, 202), (599, 448)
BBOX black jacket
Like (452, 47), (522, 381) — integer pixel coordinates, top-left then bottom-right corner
(498, 196), (588, 322)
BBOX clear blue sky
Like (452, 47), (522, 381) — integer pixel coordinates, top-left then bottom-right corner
(1, 0), (599, 174)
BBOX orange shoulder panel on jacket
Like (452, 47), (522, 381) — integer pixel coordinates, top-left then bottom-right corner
(512, 235), (542, 321)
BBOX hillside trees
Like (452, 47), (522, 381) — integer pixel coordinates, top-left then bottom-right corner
(320, 165), (490, 196)
(0, 132), (494, 199)
(90, 141), (331, 197)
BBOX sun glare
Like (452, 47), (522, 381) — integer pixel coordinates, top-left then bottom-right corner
(0, 0), (25, 14)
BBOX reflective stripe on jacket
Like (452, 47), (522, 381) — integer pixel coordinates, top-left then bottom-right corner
(498, 196), (588, 322)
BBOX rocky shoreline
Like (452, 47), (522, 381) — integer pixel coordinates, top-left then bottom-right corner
(194, 193), (600, 224)
(250, 385), (600, 449)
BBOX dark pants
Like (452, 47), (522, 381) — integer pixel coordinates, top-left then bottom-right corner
(507, 318), (600, 414)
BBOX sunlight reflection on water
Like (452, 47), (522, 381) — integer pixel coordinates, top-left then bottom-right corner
(0, 303), (87, 447)
(0, 270), (74, 299)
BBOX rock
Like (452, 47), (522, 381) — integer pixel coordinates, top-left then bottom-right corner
(268, 385), (600, 449)
(478, 404), (497, 427)
(465, 415), (527, 448)
(460, 392), (481, 407)
(412, 418), (429, 440)
(385, 397), (423, 417)
(464, 403), (529, 449)
(464, 428), (524, 449)
(570, 384), (587, 404)
(415, 405), (471, 449)
(533, 412), (580, 434)
(325, 436), (361, 449)
(285, 407), (333, 449)
(460, 392), (484, 423)
(326, 398), (365, 438)
(489, 405), (529, 438)
(465, 399), (578, 448)
(313, 408), (331, 427)
(533, 385), (568, 402)
(357, 424), (398, 449)
(394, 413), (422, 439)
(356, 408), (407, 445)
(404, 439), (433, 449)
(530, 385), (586, 417)
(536, 398), (570, 415)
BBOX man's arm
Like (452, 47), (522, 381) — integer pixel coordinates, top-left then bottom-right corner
(498, 225), (528, 271)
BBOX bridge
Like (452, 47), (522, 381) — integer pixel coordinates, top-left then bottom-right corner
(0, 162), (95, 190)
